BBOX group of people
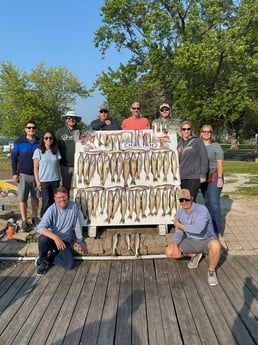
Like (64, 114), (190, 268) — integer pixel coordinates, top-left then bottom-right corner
(11, 102), (224, 284)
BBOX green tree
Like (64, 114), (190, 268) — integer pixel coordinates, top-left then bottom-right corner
(0, 62), (89, 137)
(94, 0), (258, 141)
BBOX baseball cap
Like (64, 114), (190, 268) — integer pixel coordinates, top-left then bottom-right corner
(62, 110), (81, 121)
(98, 104), (109, 111)
(159, 103), (170, 110)
(178, 189), (191, 200)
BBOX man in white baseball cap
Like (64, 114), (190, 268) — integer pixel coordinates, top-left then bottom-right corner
(56, 110), (81, 197)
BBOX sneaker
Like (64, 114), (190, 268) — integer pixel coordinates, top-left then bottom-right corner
(187, 253), (203, 269)
(208, 271), (218, 286)
(32, 217), (40, 226)
(35, 256), (40, 267)
(21, 220), (30, 232)
(37, 261), (49, 276)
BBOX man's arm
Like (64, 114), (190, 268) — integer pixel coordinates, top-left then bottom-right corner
(90, 119), (105, 130)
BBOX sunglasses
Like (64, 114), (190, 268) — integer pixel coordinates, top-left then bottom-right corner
(26, 126), (36, 129)
(179, 198), (191, 202)
(132, 107), (140, 110)
(182, 128), (191, 131)
(43, 136), (53, 140)
(99, 110), (108, 113)
(160, 108), (169, 112)
(65, 117), (76, 120)
(202, 130), (212, 133)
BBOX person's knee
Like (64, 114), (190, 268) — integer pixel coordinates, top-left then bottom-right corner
(208, 239), (221, 253)
(165, 245), (176, 258)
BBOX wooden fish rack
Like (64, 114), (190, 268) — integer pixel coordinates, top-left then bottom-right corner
(74, 129), (181, 237)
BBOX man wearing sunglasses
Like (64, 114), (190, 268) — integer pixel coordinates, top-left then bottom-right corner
(56, 110), (81, 197)
(11, 120), (40, 232)
(121, 102), (150, 130)
(152, 103), (179, 133)
(90, 104), (120, 130)
(166, 189), (221, 286)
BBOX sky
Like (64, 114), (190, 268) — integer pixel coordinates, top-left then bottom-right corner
(0, 0), (130, 124)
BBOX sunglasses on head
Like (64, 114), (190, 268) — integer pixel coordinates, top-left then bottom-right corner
(43, 136), (53, 140)
(100, 110), (108, 113)
(160, 108), (169, 112)
(179, 198), (191, 202)
(26, 126), (36, 129)
(182, 127), (191, 131)
(132, 107), (140, 110)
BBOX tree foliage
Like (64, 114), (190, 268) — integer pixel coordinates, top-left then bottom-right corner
(94, 0), (258, 139)
(0, 62), (89, 137)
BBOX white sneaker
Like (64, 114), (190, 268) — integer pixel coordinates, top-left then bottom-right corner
(187, 253), (202, 269)
(208, 270), (218, 286)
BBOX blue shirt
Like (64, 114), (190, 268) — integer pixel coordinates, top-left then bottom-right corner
(33, 149), (61, 182)
(174, 202), (216, 243)
(37, 201), (84, 243)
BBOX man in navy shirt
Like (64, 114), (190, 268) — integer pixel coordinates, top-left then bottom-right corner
(11, 120), (40, 231)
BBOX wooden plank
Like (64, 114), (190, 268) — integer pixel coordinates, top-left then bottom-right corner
(9, 265), (67, 345)
(0, 262), (28, 298)
(132, 260), (148, 345)
(62, 261), (102, 345)
(114, 260), (132, 345)
(144, 259), (166, 345)
(45, 262), (91, 345)
(2, 264), (59, 344)
(96, 261), (121, 345)
(80, 261), (112, 345)
(197, 258), (256, 345)
(167, 258), (201, 345)
(154, 259), (183, 344)
(188, 258), (236, 345)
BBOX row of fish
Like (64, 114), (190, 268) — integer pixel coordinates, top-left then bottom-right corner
(76, 149), (179, 187)
(112, 233), (141, 256)
(75, 185), (180, 224)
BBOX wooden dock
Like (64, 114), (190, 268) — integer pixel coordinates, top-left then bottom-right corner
(0, 255), (258, 345)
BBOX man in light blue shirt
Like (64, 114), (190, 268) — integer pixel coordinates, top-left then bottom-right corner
(166, 189), (221, 286)
(36, 187), (86, 276)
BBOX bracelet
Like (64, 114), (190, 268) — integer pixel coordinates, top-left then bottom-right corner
(218, 177), (223, 179)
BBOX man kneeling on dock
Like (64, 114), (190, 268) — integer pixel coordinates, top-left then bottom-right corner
(166, 189), (221, 286)
(35, 187), (86, 276)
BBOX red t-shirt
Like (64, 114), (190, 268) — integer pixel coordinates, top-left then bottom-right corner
(121, 116), (150, 130)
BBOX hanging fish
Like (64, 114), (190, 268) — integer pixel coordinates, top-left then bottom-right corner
(112, 189), (120, 219)
(156, 151), (163, 179)
(128, 190), (134, 219)
(168, 187), (175, 216)
(135, 190), (141, 222)
(86, 191), (93, 221)
(97, 154), (104, 182)
(100, 189), (106, 215)
(163, 151), (170, 182)
(162, 188), (168, 216)
(135, 232), (140, 257)
(80, 190), (88, 219)
(75, 189), (82, 211)
(148, 187), (155, 216)
(116, 153), (123, 183)
(136, 152), (143, 180)
(120, 189), (127, 224)
(87, 154), (96, 185)
(154, 189), (161, 216)
(171, 151), (178, 181)
(125, 233), (133, 254)
(83, 154), (90, 185)
(144, 151), (150, 180)
(77, 153), (84, 184)
(110, 153), (117, 183)
(123, 152), (130, 187)
(92, 191), (99, 218)
(141, 189), (147, 218)
(106, 190), (113, 224)
(112, 233), (119, 256)
(130, 152), (137, 185)
(102, 153), (110, 186)
(151, 152), (158, 182)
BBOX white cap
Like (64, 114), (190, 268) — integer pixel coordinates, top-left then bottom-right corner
(62, 110), (81, 121)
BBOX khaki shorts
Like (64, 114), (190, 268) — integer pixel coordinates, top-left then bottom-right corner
(18, 173), (36, 202)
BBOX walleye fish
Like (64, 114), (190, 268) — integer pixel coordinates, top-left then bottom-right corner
(100, 189), (106, 215)
(92, 191), (99, 218)
(163, 151), (170, 182)
(106, 190), (113, 224)
(75, 189), (82, 211)
(148, 187), (155, 216)
(83, 154), (90, 185)
(138, 131), (143, 147)
(112, 233), (119, 256)
(136, 152), (143, 179)
(144, 151), (150, 180)
(135, 190), (141, 222)
(112, 189), (120, 219)
(120, 189), (127, 224)
(130, 152), (137, 185)
(162, 188), (168, 216)
(156, 151), (163, 179)
(123, 152), (130, 187)
(154, 189), (161, 216)
(168, 188), (175, 216)
(141, 189), (147, 218)
(171, 151), (178, 180)
(102, 153), (110, 186)
(135, 232), (140, 257)
(113, 135), (120, 151)
(110, 153), (117, 183)
(125, 233), (133, 254)
(116, 153), (123, 183)
(97, 154), (104, 182)
(151, 152), (158, 182)
(77, 153), (84, 184)
(86, 191), (93, 220)
(88, 154), (96, 185)
(80, 190), (88, 219)
(128, 190), (134, 219)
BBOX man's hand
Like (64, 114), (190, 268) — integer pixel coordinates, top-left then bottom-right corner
(12, 175), (19, 183)
(54, 235), (66, 250)
(166, 242), (182, 258)
(73, 242), (87, 253)
(105, 119), (111, 126)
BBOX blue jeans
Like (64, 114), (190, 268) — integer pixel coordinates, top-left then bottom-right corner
(201, 176), (223, 235)
(38, 235), (75, 270)
(40, 181), (60, 217)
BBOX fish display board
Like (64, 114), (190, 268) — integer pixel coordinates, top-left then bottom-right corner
(74, 129), (181, 236)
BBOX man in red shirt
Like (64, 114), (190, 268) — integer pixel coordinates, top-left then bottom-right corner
(121, 102), (150, 130)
